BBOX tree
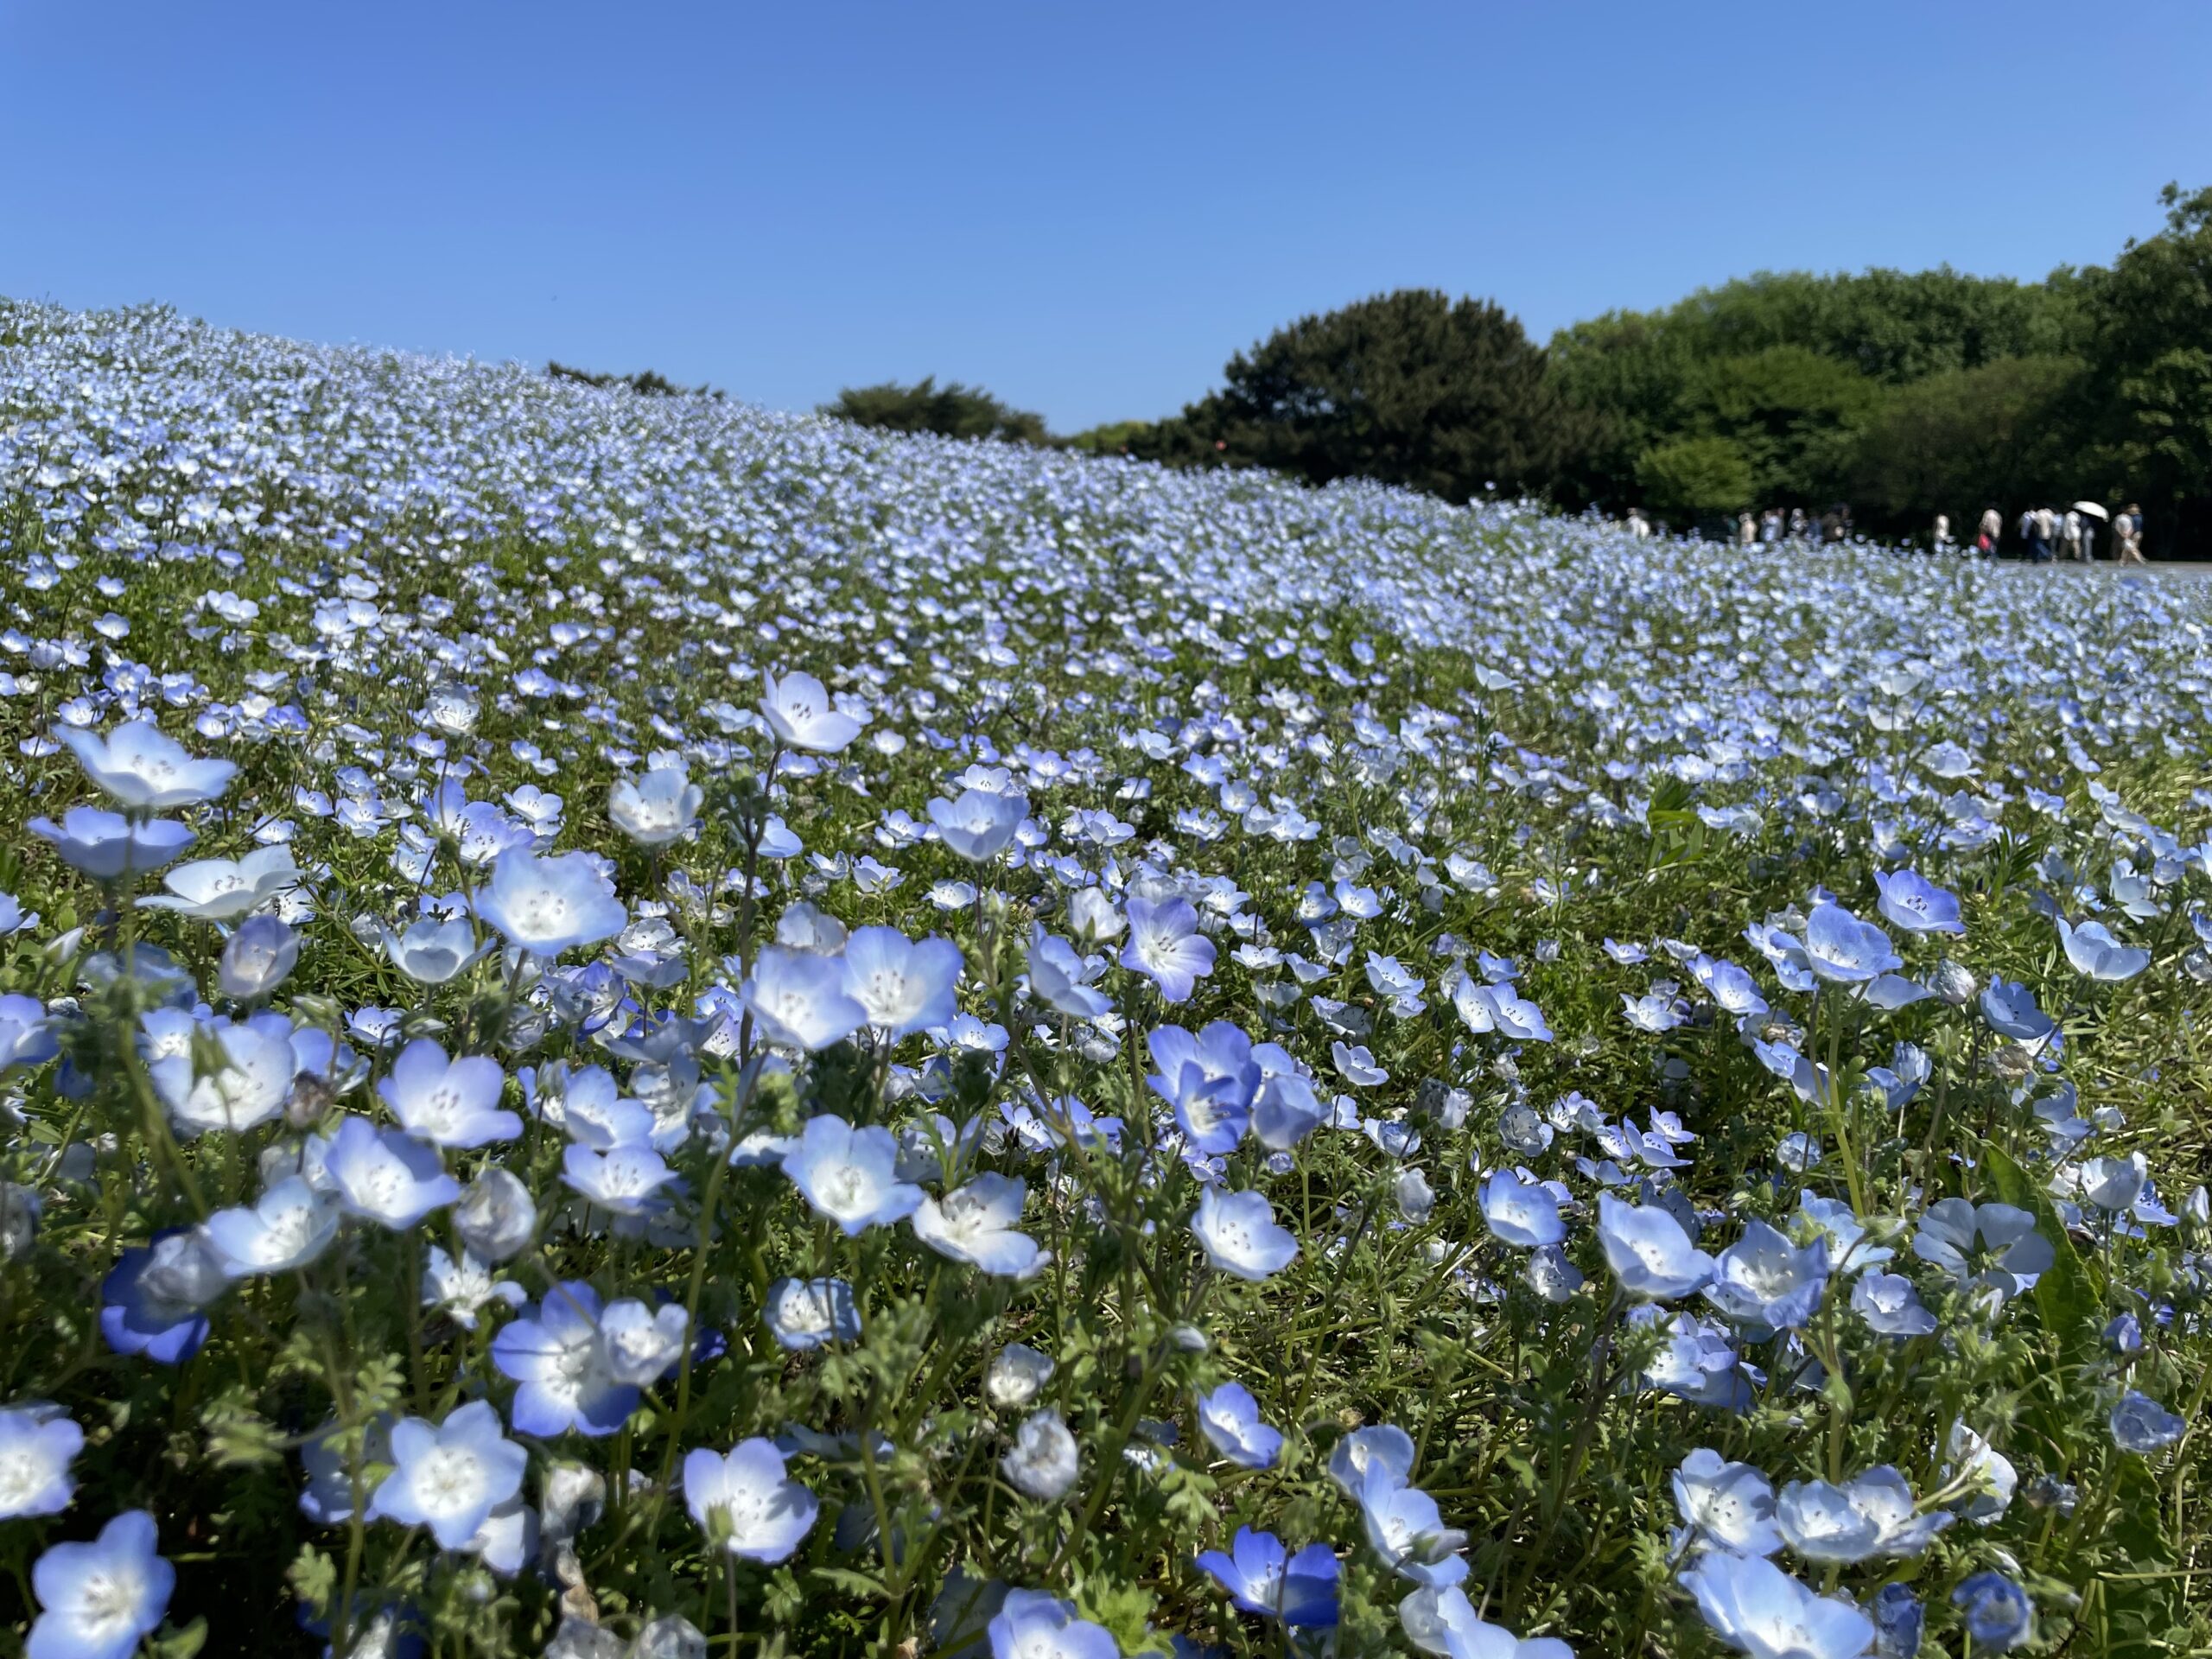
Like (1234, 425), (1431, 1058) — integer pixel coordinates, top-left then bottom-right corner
(820, 378), (1048, 444)
(1635, 435), (1753, 521)
(1166, 289), (1586, 501)
(1843, 355), (2085, 527)
(2079, 184), (2212, 552)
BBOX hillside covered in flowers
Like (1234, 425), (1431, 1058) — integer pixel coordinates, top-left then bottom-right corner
(0, 298), (2208, 1659)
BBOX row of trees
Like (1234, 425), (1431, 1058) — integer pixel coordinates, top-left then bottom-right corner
(821, 183), (2212, 553)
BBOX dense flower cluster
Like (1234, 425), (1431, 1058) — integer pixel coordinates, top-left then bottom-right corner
(0, 297), (2206, 1657)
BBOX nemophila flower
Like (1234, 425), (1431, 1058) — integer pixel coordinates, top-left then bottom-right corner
(1328, 1424), (1415, 1498)
(1251, 1067), (1328, 1149)
(204, 1176), (339, 1277)
(912, 1173), (1043, 1277)
(985, 1343), (1057, 1410)
(453, 1167), (538, 1262)
(1977, 977), (2055, 1045)
(1196, 1382), (1282, 1469)
(100, 1230), (225, 1363)
(561, 1143), (678, 1217)
(744, 944), (868, 1051)
(2056, 917), (2150, 982)
(365, 1400), (527, 1549)
(1026, 926), (1112, 1019)
(1677, 1550), (1874, 1659)
(422, 1244), (526, 1330)
(1191, 1185), (1297, 1281)
(1121, 896), (1216, 1003)
(1868, 1585), (1923, 1659)
(842, 925), (962, 1037)
(1066, 886), (1123, 943)
(1944, 1422), (2018, 1523)
(1911, 1198), (2051, 1303)
(28, 1509), (175, 1659)
(1598, 1194), (1716, 1300)
(1398, 1586), (1574, 1659)
(31, 807), (195, 880)
(0, 995), (59, 1075)
(598, 1299), (690, 1387)
(1357, 1465), (1469, 1587)
(1148, 1021), (1258, 1153)
(1671, 1448), (1782, 1556)
(761, 668), (861, 753)
(1951, 1572), (2033, 1653)
(1480, 1171), (1565, 1249)
(929, 787), (1029, 861)
(1802, 903), (1902, 984)
(148, 1016), (294, 1137)
(0, 1404), (82, 1517)
(377, 1037), (518, 1148)
(1621, 992), (1685, 1033)
(217, 915), (299, 1000)
(765, 1277), (861, 1350)
(684, 1438), (818, 1561)
(59, 719), (235, 808)
(1705, 1220), (1829, 1332)
(1001, 1408), (1080, 1501)
(137, 845), (300, 920)
(1850, 1271), (1937, 1338)
(475, 847), (627, 957)
(324, 1117), (461, 1229)
(382, 915), (488, 984)
(2109, 1390), (2186, 1452)
(607, 764), (702, 845)
(1872, 869), (1964, 935)
(493, 1281), (634, 1436)
(1196, 1527), (1339, 1626)
(783, 1115), (923, 1235)
(986, 1590), (1119, 1659)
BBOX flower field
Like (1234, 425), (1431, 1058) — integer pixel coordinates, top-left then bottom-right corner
(1, 297), (2209, 1659)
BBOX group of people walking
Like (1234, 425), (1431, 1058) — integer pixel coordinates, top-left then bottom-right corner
(1626, 501), (2151, 563)
(1941, 505), (2146, 563)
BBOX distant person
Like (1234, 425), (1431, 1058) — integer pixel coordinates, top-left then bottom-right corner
(1978, 505), (2002, 554)
(1933, 512), (1953, 553)
(1760, 509), (1782, 543)
(2018, 507), (2036, 558)
(2031, 505), (2056, 563)
(1626, 508), (1651, 540)
(2060, 509), (2082, 562)
(2117, 504), (2145, 564)
(2078, 511), (2097, 562)
(1789, 506), (1808, 541)
(1738, 512), (1758, 548)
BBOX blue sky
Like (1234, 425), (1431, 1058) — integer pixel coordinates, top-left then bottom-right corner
(3, 1), (2206, 431)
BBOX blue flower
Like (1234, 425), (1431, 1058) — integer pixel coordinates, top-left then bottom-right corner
(783, 1115), (925, 1235)
(1597, 1194), (1715, 1301)
(1679, 1551), (1872, 1659)
(378, 1037), (519, 1148)
(842, 925), (963, 1038)
(1190, 1186), (1297, 1281)
(764, 1277), (861, 1350)
(1873, 869), (1965, 935)
(99, 1230), (226, 1363)
(0, 1405), (82, 1518)
(29, 1509), (174, 1659)
(1479, 1171), (1566, 1249)
(1148, 1021), (1257, 1154)
(1705, 1220), (1828, 1332)
(912, 1174), (1043, 1277)
(1120, 897), (1216, 1004)
(1802, 904), (1901, 984)
(2109, 1389), (2186, 1453)
(1951, 1571), (2033, 1652)
(1195, 1382), (1282, 1469)
(365, 1400), (527, 1548)
(474, 847), (628, 957)
(683, 1438), (819, 1562)
(744, 945), (869, 1051)
(1195, 1527), (1339, 1626)
(986, 1590), (1119, 1659)
(492, 1281), (638, 1437)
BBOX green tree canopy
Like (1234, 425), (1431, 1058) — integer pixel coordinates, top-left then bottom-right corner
(822, 377), (1049, 444)
(1635, 435), (1754, 521)
(1164, 289), (1587, 501)
(1844, 355), (2086, 525)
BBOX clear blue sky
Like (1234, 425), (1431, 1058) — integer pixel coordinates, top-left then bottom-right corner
(3, 1), (2206, 431)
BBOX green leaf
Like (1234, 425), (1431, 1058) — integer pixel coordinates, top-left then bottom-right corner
(1981, 1143), (2103, 1364)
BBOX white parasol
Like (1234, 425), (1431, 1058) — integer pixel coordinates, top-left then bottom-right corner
(2073, 500), (2110, 521)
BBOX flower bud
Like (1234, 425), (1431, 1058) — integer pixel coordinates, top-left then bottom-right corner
(454, 1167), (537, 1262)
